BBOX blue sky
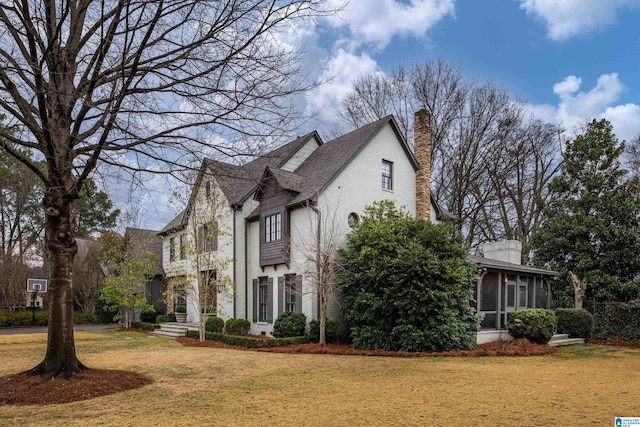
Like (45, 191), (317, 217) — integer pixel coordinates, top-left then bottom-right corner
(137, 0), (640, 230)
(303, 0), (640, 142)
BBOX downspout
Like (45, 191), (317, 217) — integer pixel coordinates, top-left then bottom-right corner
(231, 205), (238, 319)
(309, 200), (321, 319)
(244, 217), (249, 320)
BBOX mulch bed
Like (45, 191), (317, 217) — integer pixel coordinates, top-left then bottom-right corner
(177, 337), (557, 357)
(0, 369), (152, 406)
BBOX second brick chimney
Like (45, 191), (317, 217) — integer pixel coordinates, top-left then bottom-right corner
(414, 109), (432, 221)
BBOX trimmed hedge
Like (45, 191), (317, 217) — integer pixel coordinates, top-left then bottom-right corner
(156, 314), (176, 323)
(0, 310), (100, 327)
(507, 309), (557, 344)
(175, 305), (187, 313)
(308, 319), (339, 343)
(186, 330), (310, 348)
(225, 318), (250, 336)
(205, 316), (224, 333)
(140, 307), (161, 323)
(593, 300), (640, 341)
(131, 321), (160, 330)
(272, 312), (306, 338)
(555, 308), (594, 338)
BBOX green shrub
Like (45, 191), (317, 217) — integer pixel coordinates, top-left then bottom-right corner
(0, 310), (48, 327)
(338, 201), (480, 352)
(508, 309), (557, 344)
(186, 330), (310, 347)
(131, 321), (160, 330)
(555, 308), (594, 338)
(225, 318), (250, 336)
(205, 316), (224, 333)
(272, 312), (306, 338)
(593, 300), (640, 341)
(94, 287), (119, 323)
(140, 307), (160, 323)
(308, 319), (339, 343)
(175, 305), (187, 313)
(156, 313), (176, 323)
(73, 311), (98, 324)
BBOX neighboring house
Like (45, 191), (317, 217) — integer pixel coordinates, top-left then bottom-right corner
(124, 228), (167, 313)
(158, 110), (555, 341)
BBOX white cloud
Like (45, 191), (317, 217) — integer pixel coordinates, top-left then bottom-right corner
(519, 0), (635, 41)
(530, 73), (640, 142)
(327, 0), (455, 48)
(306, 48), (381, 127)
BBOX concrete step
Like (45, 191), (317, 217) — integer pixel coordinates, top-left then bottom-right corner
(549, 337), (585, 347)
(150, 322), (199, 339)
(549, 334), (570, 342)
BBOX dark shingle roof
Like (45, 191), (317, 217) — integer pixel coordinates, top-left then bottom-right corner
(125, 227), (165, 276)
(469, 255), (557, 276)
(289, 116), (415, 205)
(159, 210), (185, 235)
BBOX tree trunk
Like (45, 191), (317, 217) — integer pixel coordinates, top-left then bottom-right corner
(319, 287), (327, 347)
(568, 271), (587, 309)
(30, 190), (85, 378)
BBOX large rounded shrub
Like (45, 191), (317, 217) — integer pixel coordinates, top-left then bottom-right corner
(205, 316), (224, 333)
(225, 318), (251, 336)
(555, 308), (594, 338)
(272, 312), (306, 338)
(140, 306), (160, 323)
(308, 319), (339, 343)
(337, 201), (480, 352)
(508, 309), (556, 344)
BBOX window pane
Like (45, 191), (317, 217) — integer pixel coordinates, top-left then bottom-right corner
(382, 160), (393, 190)
(536, 279), (548, 308)
(480, 273), (498, 311)
(519, 285), (527, 308)
(480, 313), (497, 329)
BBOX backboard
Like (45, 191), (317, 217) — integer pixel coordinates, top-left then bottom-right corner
(27, 278), (48, 293)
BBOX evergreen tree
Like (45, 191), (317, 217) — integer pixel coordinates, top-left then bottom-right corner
(73, 179), (120, 238)
(531, 119), (640, 306)
(337, 200), (480, 352)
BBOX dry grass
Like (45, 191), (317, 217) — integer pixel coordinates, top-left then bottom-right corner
(1, 330), (639, 426)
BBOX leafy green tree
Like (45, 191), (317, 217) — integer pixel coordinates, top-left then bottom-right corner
(98, 232), (156, 328)
(337, 200), (480, 352)
(73, 179), (120, 238)
(531, 119), (640, 307)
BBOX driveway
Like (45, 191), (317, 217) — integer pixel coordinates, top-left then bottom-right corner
(0, 323), (117, 335)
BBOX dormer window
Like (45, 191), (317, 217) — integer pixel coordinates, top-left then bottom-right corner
(265, 213), (282, 242)
(382, 160), (393, 190)
(205, 181), (211, 198)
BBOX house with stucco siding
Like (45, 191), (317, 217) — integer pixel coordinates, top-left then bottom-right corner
(158, 110), (555, 340)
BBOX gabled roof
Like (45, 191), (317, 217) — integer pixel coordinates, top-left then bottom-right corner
(124, 227), (164, 276)
(469, 255), (558, 276)
(254, 167), (304, 200)
(159, 209), (185, 235)
(289, 115), (415, 205)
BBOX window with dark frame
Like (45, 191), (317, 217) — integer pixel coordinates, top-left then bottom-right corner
(205, 181), (211, 198)
(169, 237), (176, 262)
(179, 234), (186, 259)
(285, 274), (296, 312)
(265, 213), (282, 242)
(197, 222), (218, 253)
(259, 277), (269, 322)
(382, 160), (393, 190)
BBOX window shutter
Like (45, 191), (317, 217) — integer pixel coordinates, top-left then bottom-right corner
(212, 220), (219, 251)
(278, 277), (284, 315)
(267, 277), (274, 323)
(252, 279), (258, 323)
(295, 275), (302, 313)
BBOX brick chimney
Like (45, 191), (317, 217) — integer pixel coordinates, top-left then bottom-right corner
(414, 109), (432, 221)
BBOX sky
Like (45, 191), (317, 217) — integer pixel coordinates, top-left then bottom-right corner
(129, 0), (640, 231)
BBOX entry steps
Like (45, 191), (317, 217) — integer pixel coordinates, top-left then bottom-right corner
(548, 334), (585, 347)
(150, 322), (198, 339)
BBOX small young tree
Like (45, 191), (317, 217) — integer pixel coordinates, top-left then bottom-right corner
(99, 232), (156, 328)
(337, 200), (480, 352)
(296, 199), (344, 347)
(165, 174), (234, 342)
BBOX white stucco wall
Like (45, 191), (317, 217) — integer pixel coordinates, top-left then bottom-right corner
(280, 135), (321, 172)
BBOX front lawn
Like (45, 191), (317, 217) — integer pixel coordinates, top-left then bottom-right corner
(0, 331), (639, 426)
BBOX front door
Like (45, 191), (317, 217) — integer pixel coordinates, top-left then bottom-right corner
(503, 274), (517, 327)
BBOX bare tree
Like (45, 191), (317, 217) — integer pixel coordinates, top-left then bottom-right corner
(340, 59), (562, 252)
(0, 0), (334, 377)
(72, 238), (103, 314)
